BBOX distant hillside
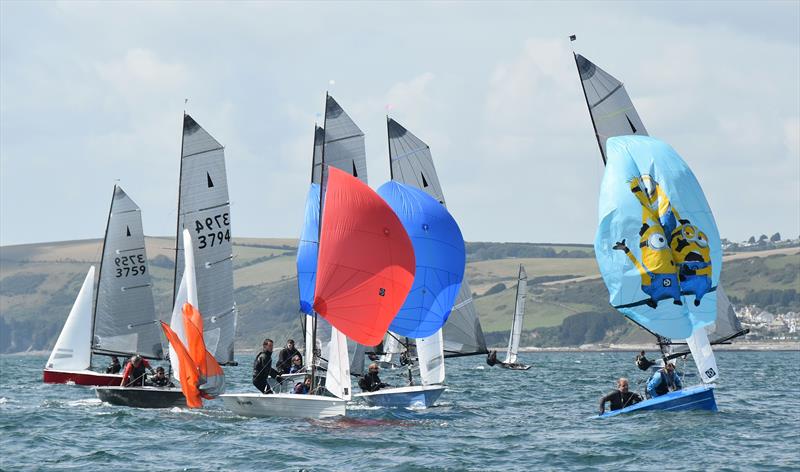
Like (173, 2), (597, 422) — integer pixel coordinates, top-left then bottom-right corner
(1, 238), (797, 354)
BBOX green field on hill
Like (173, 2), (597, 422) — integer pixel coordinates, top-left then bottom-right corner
(1, 238), (797, 353)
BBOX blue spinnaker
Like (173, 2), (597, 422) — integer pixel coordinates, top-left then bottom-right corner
(297, 183), (320, 315)
(595, 135), (721, 340)
(377, 181), (466, 338)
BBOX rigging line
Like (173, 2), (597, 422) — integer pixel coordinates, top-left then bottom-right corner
(182, 146), (224, 159)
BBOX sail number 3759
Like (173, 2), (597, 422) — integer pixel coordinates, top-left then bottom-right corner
(195, 213), (231, 249)
(114, 254), (146, 278)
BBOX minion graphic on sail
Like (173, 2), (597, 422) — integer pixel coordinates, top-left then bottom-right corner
(608, 169), (714, 311)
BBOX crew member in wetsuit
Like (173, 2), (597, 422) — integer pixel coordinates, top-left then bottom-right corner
(294, 376), (313, 395)
(276, 339), (302, 374)
(486, 350), (499, 367)
(635, 351), (655, 371)
(358, 363), (389, 392)
(120, 355), (154, 387)
(253, 338), (281, 394)
(106, 356), (121, 374)
(647, 362), (683, 398)
(599, 377), (643, 415)
(148, 366), (175, 388)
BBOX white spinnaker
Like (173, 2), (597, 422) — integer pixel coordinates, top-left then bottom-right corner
(326, 326), (351, 400)
(686, 327), (719, 383)
(417, 330), (445, 385)
(46, 266), (95, 371)
(168, 230), (200, 380)
(504, 265), (528, 364)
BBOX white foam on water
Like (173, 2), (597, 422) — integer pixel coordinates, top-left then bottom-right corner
(67, 398), (102, 407)
(0, 397), (8, 404)
(346, 403), (382, 411)
(474, 366), (485, 370)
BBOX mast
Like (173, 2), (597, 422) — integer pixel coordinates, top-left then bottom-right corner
(311, 92), (330, 392)
(90, 184), (117, 364)
(387, 115), (394, 181)
(172, 113), (187, 305)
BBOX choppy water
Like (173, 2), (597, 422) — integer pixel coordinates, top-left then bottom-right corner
(1, 351), (799, 471)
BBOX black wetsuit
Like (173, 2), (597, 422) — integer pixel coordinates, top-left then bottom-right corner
(600, 390), (643, 413)
(486, 351), (498, 367)
(149, 376), (174, 388)
(106, 361), (121, 374)
(358, 372), (388, 392)
(636, 354), (655, 371)
(276, 347), (302, 374)
(253, 350), (280, 393)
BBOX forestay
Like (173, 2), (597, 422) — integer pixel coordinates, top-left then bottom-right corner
(93, 186), (162, 359)
(595, 136), (721, 340)
(574, 54), (647, 164)
(504, 265), (528, 365)
(387, 118), (487, 357)
(174, 114), (235, 363)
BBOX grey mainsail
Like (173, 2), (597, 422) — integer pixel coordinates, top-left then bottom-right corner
(388, 118), (488, 357)
(504, 265), (527, 364)
(709, 286), (746, 343)
(173, 114), (236, 364)
(574, 54), (648, 164)
(93, 185), (162, 359)
(322, 94), (367, 184)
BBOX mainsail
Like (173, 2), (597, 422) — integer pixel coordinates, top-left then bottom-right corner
(93, 185), (162, 359)
(573, 53), (647, 164)
(387, 118), (488, 357)
(503, 265), (528, 365)
(173, 114), (236, 364)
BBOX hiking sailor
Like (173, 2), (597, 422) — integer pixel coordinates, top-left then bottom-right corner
(647, 362), (683, 398)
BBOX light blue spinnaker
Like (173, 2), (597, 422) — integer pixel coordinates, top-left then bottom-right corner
(377, 181), (465, 338)
(595, 135), (721, 340)
(297, 183), (320, 314)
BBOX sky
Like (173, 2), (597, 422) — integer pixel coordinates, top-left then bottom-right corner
(1, 1), (798, 247)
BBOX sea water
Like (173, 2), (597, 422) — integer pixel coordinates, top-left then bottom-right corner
(1, 351), (798, 471)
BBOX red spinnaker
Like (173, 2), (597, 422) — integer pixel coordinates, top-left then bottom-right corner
(313, 167), (416, 346)
(160, 321), (202, 408)
(182, 303), (225, 398)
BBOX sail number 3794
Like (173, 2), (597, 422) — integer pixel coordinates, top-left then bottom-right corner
(194, 213), (231, 249)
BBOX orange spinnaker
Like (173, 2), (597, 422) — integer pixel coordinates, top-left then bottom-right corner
(159, 321), (202, 408)
(313, 167), (416, 346)
(182, 303), (225, 398)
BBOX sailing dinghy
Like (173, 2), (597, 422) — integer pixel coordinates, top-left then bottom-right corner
(356, 178), (466, 408)
(572, 45), (745, 415)
(488, 264), (531, 370)
(221, 97), (415, 419)
(44, 186), (162, 386)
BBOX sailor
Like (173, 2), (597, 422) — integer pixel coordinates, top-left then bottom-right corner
(358, 363), (389, 392)
(106, 356), (121, 374)
(599, 378), (642, 415)
(148, 366), (175, 388)
(288, 355), (304, 374)
(120, 354), (154, 387)
(647, 362), (683, 398)
(276, 339), (302, 374)
(635, 351), (655, 371)
(486, 350), (499, 366)
(293, 376), (313, 395)
(253, 338), (281, 394)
